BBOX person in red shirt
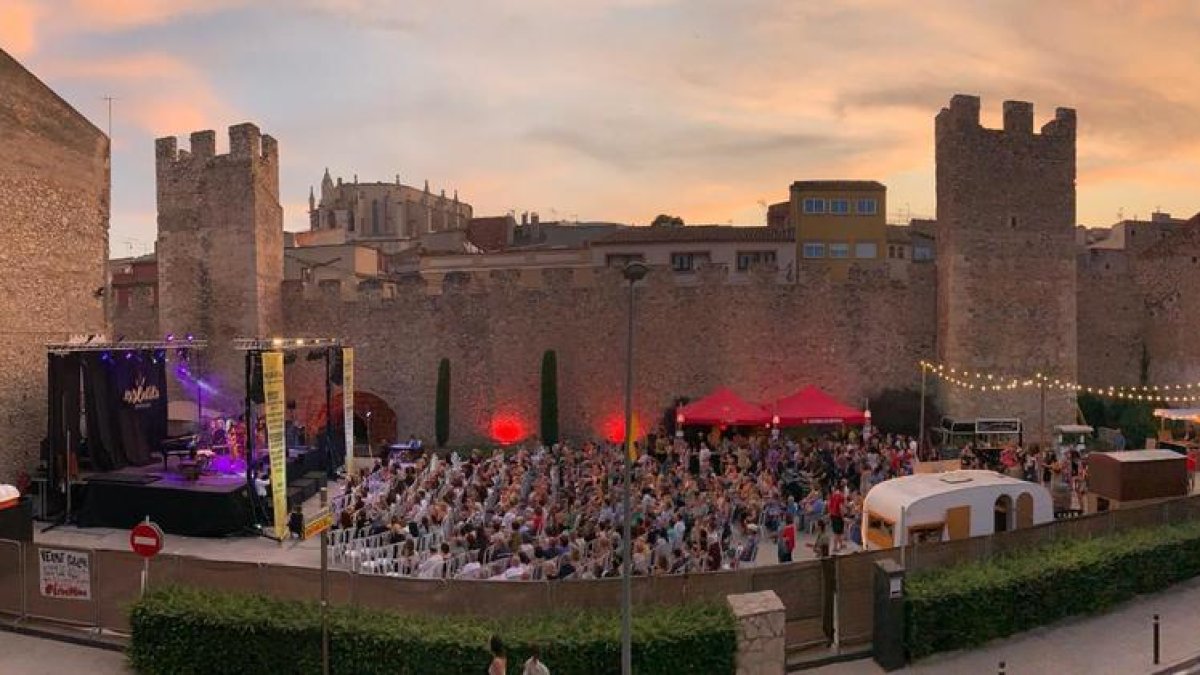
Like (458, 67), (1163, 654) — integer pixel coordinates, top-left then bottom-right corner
(778, 521), (796, 563)
(828, 485), (846, 554)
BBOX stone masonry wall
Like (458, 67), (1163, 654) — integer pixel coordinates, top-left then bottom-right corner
(282, 264), (937, 445)
(1078, 223), (1200, 389)
(727, 590), (786, 675)
(156, 125), (284, 410)
(936, 95), (1078, 433)
(0, 49), (109, 481)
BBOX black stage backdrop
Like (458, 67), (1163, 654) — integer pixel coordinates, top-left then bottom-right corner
(45, 354), (82, 489)
(47, 352), (168, 473)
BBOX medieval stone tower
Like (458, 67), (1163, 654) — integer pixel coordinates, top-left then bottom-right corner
(156, 124), (284, 409)
(935, 95), (1078, 436)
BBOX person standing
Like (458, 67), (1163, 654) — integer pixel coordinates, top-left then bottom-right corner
(523, 645), (550, 675)
(828, 485), (846, 554)
(778, 519), (796, 563)
(488, 635), (507, 675)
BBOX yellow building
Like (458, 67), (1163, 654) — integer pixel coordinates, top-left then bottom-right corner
(789, 180), (886, 276)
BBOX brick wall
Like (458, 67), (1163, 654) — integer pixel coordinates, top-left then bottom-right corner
(0, 50), (109, 481)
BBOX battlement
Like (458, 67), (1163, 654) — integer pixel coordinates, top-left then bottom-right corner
(155, 123), (279, 171)
(937, 94), (1075, 140)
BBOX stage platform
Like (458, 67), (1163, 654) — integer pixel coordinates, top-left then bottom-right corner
(74, 447), (329, 538)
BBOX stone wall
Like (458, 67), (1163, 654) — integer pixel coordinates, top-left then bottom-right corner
(156, 125), (283, 410)
(282, 264), (937, 445)
(935, 95), (1078, 430)
(0, 49), (109, 481)
(1077, 221), (1200, 388)
(727, 591), (786, 675)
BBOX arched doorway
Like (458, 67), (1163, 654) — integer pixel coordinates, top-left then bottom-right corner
(1016, 492), (1034, 528)
(994, 494), (1013, 533)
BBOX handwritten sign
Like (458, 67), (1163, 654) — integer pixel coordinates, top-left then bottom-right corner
(39, 548), (91, 600)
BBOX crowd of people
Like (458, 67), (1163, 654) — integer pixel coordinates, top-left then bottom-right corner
(329, 427), (923, 580)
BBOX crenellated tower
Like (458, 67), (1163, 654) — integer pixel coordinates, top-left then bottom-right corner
(155, 123), (284, 408)
(935, 95), (1078, 437)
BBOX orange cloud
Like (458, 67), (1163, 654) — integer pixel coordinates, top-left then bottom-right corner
(0, 1), (40, 57)
(62, 0), (244, 30)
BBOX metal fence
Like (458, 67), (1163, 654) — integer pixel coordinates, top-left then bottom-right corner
(4, 493), (1200, 647)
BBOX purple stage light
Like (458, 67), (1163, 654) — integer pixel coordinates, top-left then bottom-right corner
(124, 351), (134, 360)
(185, 333), (194, 342)
(165, 333), (175, 342)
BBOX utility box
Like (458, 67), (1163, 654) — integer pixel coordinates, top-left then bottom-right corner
(873, 558), (906, 671)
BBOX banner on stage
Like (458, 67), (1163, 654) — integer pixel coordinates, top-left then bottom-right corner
(262, 351), (288, 541)
(303, 509), (333, 540)
(38, 547), (91, 600)
(343, 347), (355, 476)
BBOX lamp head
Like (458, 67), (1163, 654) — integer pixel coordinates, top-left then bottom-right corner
(622, 261), (649, 282)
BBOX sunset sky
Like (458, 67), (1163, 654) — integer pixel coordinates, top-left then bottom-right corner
(6, 0), (1200, 256)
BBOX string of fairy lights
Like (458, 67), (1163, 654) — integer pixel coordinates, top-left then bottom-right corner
(920, 360), (1200, 404)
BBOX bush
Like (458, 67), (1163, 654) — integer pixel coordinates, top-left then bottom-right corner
(905, 519), (1200, 659)
(435, 358), (450, 447)
(129, 586), (736, 675)
(540, 350), (559, 446)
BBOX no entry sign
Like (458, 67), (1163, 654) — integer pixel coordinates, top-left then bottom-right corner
(130, 521), (164, 559)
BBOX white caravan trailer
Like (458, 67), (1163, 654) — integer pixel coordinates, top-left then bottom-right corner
(861, 470), (1053, 550)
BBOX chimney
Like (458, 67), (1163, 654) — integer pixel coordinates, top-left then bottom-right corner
(521, 212), (529, 226)
(531, 212), (540, 225)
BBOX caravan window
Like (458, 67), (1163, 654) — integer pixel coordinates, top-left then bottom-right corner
(908, 523), (944, 545)
(867, 513), (895, 548)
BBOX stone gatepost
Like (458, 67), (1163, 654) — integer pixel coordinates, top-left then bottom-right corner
(726, 590), (786, 675)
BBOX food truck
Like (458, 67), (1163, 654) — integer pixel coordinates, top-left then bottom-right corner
(861, 470), (1053, 550)
(920, 417), (1023, 473)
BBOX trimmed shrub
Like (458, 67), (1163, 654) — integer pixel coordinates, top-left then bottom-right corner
(540, 350), (559, 446)
(905, 519), (1200, 659)
(435, 357), (450, 447)
(129, 586), (736, 675)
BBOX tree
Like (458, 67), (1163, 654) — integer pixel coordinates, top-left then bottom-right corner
(435, 358), (450, 447)
(540, 350), (559, 445)
(650, 214), (684, 227)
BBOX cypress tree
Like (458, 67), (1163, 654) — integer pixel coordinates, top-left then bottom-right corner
(435, 358), (450, 447)
(540, 350), (559, 445)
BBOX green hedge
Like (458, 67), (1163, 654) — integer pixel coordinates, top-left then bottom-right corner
(906, 519), (1200, 659)
(129, 586), (736, 675)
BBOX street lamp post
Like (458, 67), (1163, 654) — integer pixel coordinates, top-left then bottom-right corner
(621, 261), (647, 675)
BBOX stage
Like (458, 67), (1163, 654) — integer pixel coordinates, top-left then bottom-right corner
(73, 447), (328, 538)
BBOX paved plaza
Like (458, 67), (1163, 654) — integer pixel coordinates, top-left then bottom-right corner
(0, 631), (128, 674)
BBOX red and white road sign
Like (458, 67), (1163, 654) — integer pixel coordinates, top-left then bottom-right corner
(129, 521), (164, 559)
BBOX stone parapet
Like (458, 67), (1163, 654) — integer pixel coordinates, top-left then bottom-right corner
(727, 591), (786, 675)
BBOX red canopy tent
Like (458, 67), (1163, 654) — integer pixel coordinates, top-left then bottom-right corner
(678, 387), (770, 426)
(768, 386), (866, 426)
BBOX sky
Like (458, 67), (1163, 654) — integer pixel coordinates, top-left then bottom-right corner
(5, 0), (1200, 257)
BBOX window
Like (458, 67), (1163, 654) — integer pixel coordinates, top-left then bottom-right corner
(736, 251), (777, 271)
(829, 242), (850, 259)
(908, 523), (944, 545)
(898, 246), (905, 259)
(830, 199), (850, 215)
(371, 200), (381, 235)
(802, 242), (825, 259)
(887, 245), (896, 259)
(670, 252), (709, 273)
(855, 242), (878, 259)
(856, 199), (878, 215)
(606, 254), (644, 268)
(913, 244), (934, 261)
(802, 198), (827, 214)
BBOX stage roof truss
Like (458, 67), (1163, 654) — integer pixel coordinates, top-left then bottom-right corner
(46, 339), (209, 354)
(233, 337), (345, 352)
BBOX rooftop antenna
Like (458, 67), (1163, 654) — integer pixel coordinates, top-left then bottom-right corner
(1117, 207), (1124, 221)
(101, 96), (117, 140)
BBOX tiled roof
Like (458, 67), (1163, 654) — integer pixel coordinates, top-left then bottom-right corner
(591, 225), (794, 245)
(791, 180), (886, 191)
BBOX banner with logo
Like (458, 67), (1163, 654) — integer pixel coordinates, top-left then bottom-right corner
(38, 547), (91, 600)
(77, 351), (168, 470)
(262, 351), (288, 540)
(343, 347), (355, 476)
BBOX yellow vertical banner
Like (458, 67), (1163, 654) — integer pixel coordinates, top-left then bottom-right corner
(342, 347), (355, 477)
(261, 351), (288, 541)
